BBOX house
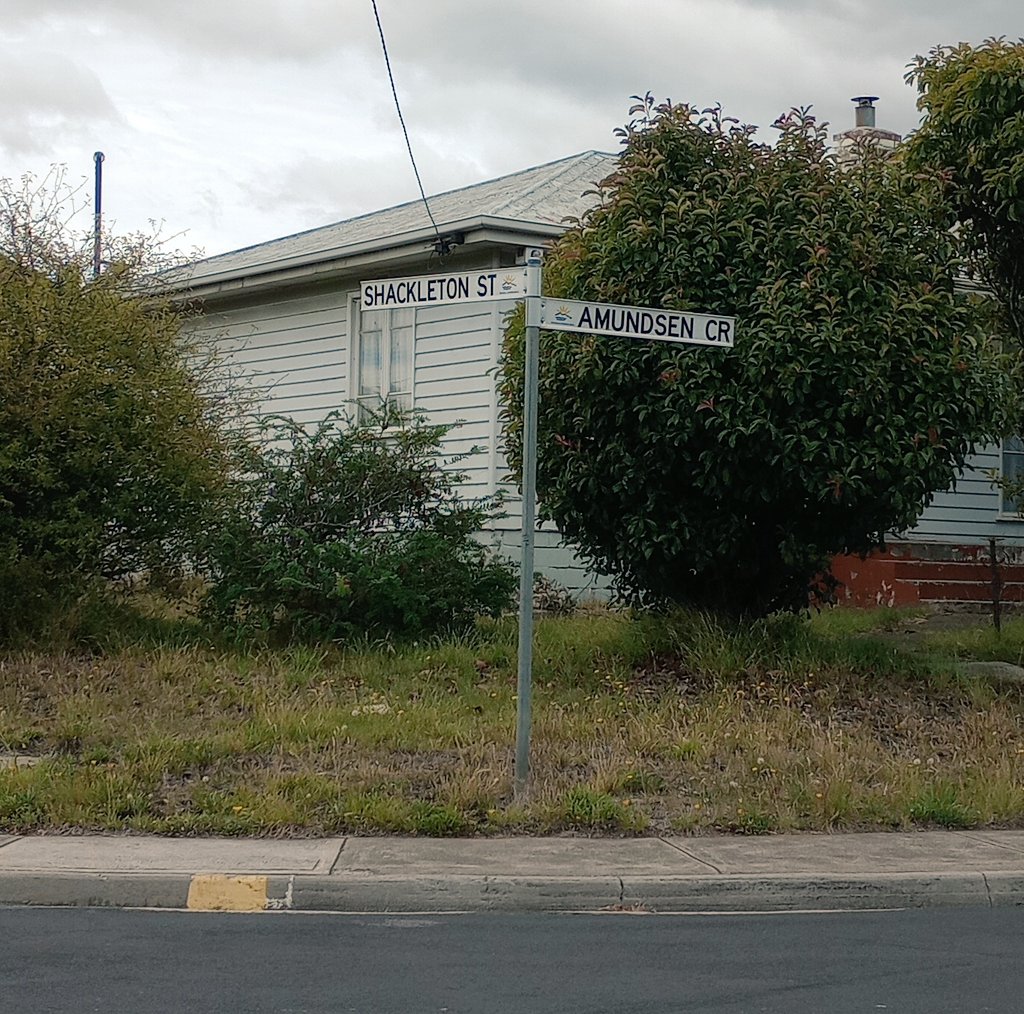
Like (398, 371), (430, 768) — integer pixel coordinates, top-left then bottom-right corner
(182, 150), (618, 599)
(183, 140), (1024, 607)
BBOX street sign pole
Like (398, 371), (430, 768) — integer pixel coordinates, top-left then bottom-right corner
(359, 260), (734, 799)
(514, 248), (543, 797)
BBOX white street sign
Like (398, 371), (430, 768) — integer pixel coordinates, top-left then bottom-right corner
(540, 297), (735, 347)
(361, 269), (528, 310)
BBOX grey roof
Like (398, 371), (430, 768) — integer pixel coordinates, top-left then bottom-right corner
(191, 150), (618, 284)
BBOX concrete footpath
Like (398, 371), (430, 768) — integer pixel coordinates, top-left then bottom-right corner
(1, 830), (1024, 914)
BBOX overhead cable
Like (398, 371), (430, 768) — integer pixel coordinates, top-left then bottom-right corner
(370, 0), (450, 254)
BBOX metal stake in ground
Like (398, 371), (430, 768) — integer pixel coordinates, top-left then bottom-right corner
(514, 249), (543, 796)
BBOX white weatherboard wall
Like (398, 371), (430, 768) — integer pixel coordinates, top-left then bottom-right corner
(410, 296), (610, 599)
(413, 301), (496, 502)
(193, 288), (350, 427)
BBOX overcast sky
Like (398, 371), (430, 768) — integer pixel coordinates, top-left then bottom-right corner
(2, 1), (1019, 259)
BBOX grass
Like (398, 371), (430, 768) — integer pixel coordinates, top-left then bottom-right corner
(2, 602), (1024, 836)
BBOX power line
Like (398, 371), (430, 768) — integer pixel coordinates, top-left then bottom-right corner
(370, 0), (449, 253)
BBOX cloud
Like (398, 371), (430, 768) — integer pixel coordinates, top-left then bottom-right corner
(0, 48), (121, 157)
(239, 148), (488, 228)
(4, 0), (358, 62)
(5, 0), (1019, 257)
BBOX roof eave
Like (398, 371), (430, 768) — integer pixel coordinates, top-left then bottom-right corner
(176, 215), (569, 303)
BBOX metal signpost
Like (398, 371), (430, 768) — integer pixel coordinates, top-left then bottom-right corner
(360, 260), (735, 797)
(516, 250), (544, 795)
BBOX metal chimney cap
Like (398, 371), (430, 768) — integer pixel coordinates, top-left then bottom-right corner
(850, 96), (879, 128)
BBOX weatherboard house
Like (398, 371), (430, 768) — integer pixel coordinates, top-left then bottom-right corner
(184, 149), (1024, 606)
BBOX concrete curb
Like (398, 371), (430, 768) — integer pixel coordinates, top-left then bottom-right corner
(2, 871), (1023, 913)
(0, 873), (190, 910)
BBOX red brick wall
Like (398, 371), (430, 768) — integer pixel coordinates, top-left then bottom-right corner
(831, 543), (1024, 607)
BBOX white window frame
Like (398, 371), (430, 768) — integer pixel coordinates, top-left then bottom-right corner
(349, 295), (415, 422)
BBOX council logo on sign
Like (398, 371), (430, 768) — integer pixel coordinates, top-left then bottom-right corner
(552, 305), (574, 324)
(500, 275), (521, 294)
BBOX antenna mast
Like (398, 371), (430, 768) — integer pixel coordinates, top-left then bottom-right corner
(93, 151), (104, 278)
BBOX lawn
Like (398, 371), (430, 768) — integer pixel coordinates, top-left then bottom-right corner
(2, 603), (1024, 836)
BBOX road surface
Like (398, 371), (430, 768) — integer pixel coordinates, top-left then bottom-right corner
(1, 906), (1020, 1012)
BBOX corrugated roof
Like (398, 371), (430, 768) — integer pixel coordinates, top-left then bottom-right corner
(191, 150), (618, 283)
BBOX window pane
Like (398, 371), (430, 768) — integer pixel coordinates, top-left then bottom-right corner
(359, 326), (382, 398)
(389, 327), (412, 395)
(1003, 435), (1024, 513)
(388, 309), (414, 396)
(1004, 451), (1024, 482)
(356, 395), (377, 423)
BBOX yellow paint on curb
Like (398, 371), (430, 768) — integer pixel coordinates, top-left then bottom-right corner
(187, 874), (269, 912)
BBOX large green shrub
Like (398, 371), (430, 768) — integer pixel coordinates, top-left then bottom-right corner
(499, 98), (1016, 616)
(0, 171), (235, 637)
(203, 410), (517, 641)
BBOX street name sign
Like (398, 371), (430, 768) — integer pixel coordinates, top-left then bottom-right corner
(361, 269), (528, 310)
(540, 297), (735, 347)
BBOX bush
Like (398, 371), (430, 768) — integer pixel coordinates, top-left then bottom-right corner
(203, 409), (517, 641)
(0, 170), (236, 638)
(499, 98), (1016, 616)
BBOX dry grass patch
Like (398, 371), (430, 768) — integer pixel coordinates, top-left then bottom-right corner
(2, 607), (1024, 835)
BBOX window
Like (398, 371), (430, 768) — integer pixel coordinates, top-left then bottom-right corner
(356, 305), (414, 419)
(1001, 436), (1024, 515)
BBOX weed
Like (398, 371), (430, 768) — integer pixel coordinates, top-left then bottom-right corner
(908, 783), (979, 829)
(409, 801), (472, 836)
(727, 809), (778, 835)
(619, 770), (667, 793)
(0, 779), (45, 825)
(561, 787), (644, 831)
(668, 740), (701, 760)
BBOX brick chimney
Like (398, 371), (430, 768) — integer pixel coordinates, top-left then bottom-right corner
(833, 96), (902, 166)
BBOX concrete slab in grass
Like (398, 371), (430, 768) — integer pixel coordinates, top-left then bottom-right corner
(0, 754), (47, 770)
(337, 837), (714, 878)
(678, 830), (1024, 876)
(0, 836), (345, 875)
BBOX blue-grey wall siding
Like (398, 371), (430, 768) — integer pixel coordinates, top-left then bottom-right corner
(901, 443), (1024, 547)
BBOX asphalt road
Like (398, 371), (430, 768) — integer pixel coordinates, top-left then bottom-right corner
(1, 906), (1022, 1012)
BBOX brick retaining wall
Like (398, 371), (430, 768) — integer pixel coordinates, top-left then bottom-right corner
(831, 543), (1024, 608)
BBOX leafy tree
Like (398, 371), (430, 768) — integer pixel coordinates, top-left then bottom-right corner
(0, 170), (235, 635)
(499, 97), (1015, 615)
(905, 38), (1024, 345)
(203, 409), (517, 641)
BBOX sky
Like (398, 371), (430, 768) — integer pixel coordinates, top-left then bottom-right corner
(2, 1), (1020, 260)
